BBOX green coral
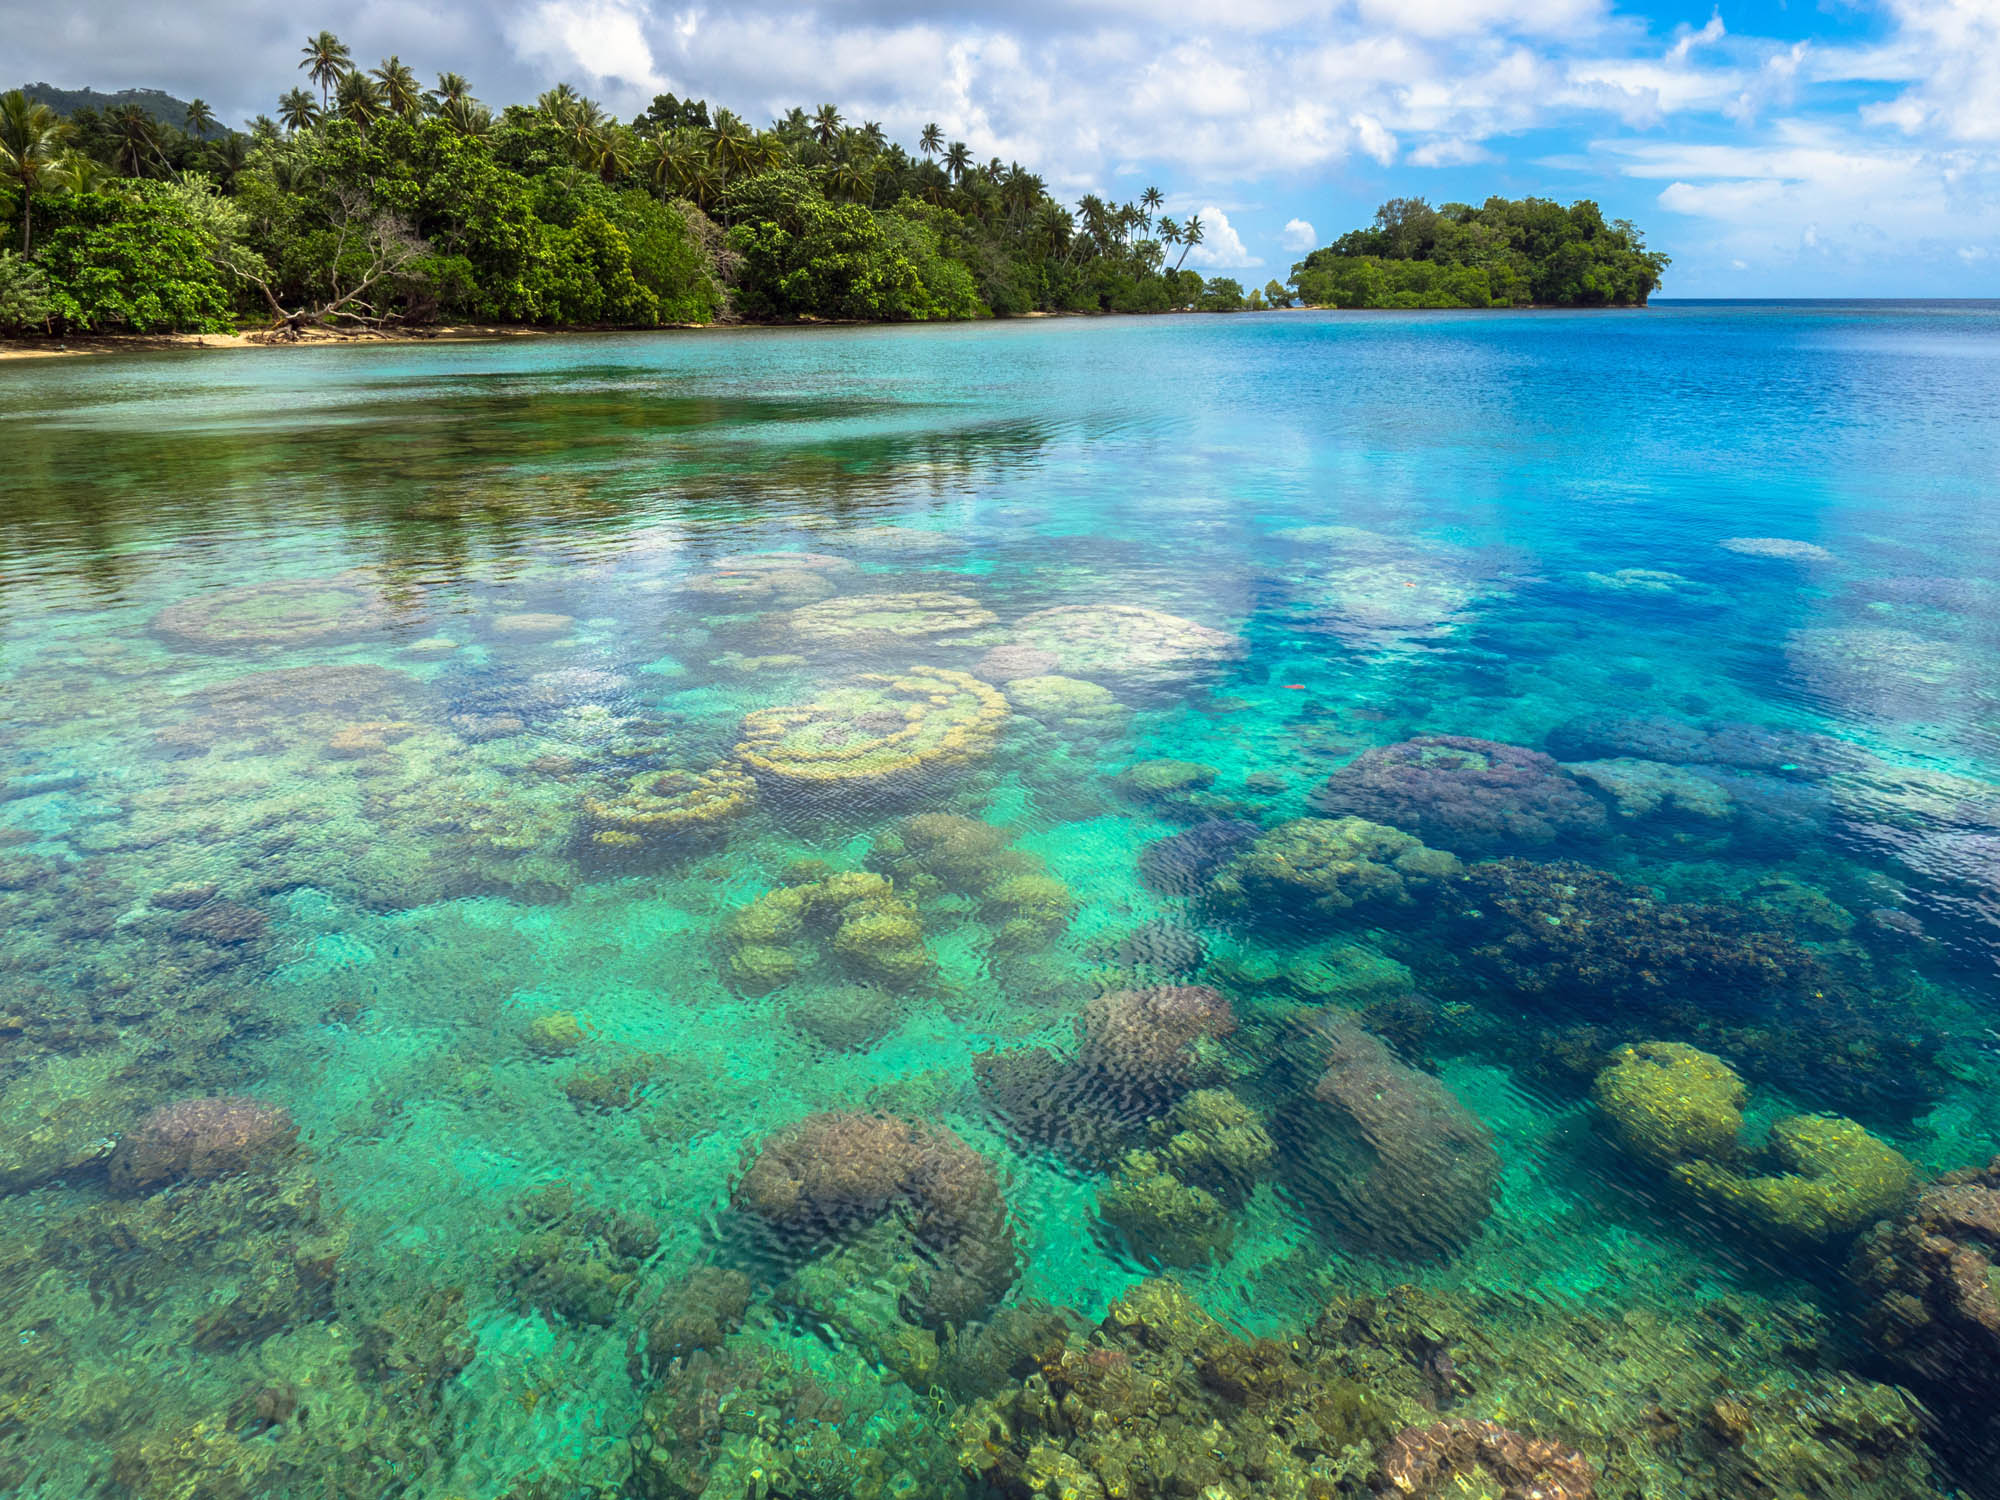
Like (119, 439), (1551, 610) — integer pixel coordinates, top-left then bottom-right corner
(1097, 1152), (1236, 1268)
(724, 871), (936, 994)
(1677, 1115), (1914, 1245)
(1593, 1042), (1746, 1167)
(1148, 1088), (1275, 1207)
(1208, 816), (1464, 919)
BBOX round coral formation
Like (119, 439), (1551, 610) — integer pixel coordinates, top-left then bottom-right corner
(1003, 674), (1128, 738)
(1078, 985), (1238, 1120)
(783, 591), (998, 648)
(732, 1112), (1018, 1329)
(583, 764), (756, 847)
(108, 1096), (299, 1195)
(724, 870), (937, 994)
(152, 574), (396, 651)
(734, 667), (1008, 800)
(1593, 1041), (1746, 1167)
(1006, 603), (1244, 688)
(683, 551), (854, 608)
(1207, 816), (1464, 920)
(786, 984), (903, 1052)
(1278, 1018), (1500, 1261)
(1309, 735), (1608, 854)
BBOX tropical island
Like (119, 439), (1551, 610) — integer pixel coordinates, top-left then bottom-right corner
(0, 39), (1669, 341)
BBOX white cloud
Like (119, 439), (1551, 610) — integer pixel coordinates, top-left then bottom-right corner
(509, 0), (665, 98)
(1182, 206), (1261, 268)
(1349, 112), (1398, 165)
(1280, 217), (1318, 251)
(1409, 136), (1496, 166)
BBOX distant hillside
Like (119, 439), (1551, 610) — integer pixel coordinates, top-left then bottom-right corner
(18, 82), (192, 123)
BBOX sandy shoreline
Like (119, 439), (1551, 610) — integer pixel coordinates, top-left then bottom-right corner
(0, 324), (566, 361)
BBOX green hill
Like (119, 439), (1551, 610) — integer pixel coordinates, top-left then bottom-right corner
(18, 82), (192, 124)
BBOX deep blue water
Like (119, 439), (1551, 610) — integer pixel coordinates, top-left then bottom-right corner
(2, 305), (1999, 1499)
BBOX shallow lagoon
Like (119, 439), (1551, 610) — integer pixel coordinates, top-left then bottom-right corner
(4, 305), (2000, 1498)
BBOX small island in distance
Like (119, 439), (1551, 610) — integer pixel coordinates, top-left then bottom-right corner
(1, 45), (1668, 343)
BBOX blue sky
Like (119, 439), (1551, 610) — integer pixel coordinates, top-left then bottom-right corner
(13, 0), (1999, 294)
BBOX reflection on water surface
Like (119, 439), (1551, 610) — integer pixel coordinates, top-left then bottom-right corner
(3, 308), (2000, 1499)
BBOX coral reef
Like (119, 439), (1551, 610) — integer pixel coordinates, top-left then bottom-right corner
(1720, 536), (1836, 562)
(1277, 1018), (1500, 1261)
(1677, 1114), (1913, 1247)
(954, 1277), (1403, 1499)
(977, 987), (1238, 1167)
(634, 1264), (754, 1373)
(734, 667), (1008, 802)
(1592, 1042), (1746, 1167)
(582, 764), (756, 850)
(1850, 1155), (2000, 1399)
(1096, 1154), (1236, 1267)
(1006, 603), (1244, 689)
(1208, 816), (1464, 921)
(682, 550), (853, 608)
(1445, 859), (1812, 1013)
(784, 590), (999, 647)
(1136, 818), (1260, 896)
(1565, 758), (1735, 825)
(787, 983), (903, 1051)
(504, 1184), (660, 1325)
(1380, 1418), (1595, 1499)
(523, 1011), (586, 1056)
(732, 1111), (1018, 1329)
(724, 870), (938, 993)
(108, 1096), (299, 1196)
(151, 574), (396, 651)
(1003, 674), (1129, 739)
(867, 812), (1077, 951)
(1308, 736), (1608, 855)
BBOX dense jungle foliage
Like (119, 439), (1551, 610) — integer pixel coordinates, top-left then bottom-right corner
(0, 44), (1669, 336)
(1289, 195), (1670, 308)
(0, 42), (1225, 336)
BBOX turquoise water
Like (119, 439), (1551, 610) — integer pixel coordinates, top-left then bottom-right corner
(4, 305), (2000, 1498)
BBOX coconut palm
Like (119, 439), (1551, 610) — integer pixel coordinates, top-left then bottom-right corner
(277, 88), (319, 135)
(810, 104), (840, 148)
(442, 97), (493, 140)
(707, 113), (755, 185)
(184, 99), (217, 139)
(335, 70), (386, 131)
(1140, 184), (1163, 220)
(50, 149), (109, 195)
(1174, 213), (1203, 271)
(372, 57), (423, 119)
(860, 120), (885, 151)
(299, 31), (351, 111)
(0, 91), (70, 254)
(206, 131), (251, 190)
(942, 140), (971, 183)
(919, 122), (942, 158)
(829, 157), (875, 205)
(106, 104), (166, 177)
(429, 73), (472, 112)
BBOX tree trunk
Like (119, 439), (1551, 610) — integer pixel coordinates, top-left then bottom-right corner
(20, 192), (30, 258)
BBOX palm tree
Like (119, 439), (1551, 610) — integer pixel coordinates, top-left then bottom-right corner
(429, 73), (472, 112)
(707, 113), (754, 185)
(860, 121), (885, 151)
(278, 88), (319, 135)
(372, 57), (423, 120)
(811, 103), (841, 148)
(206, 131), (251, 190)
(50, 149), (109, 195)
(335, 70), (386, 131)
(1140, 184), (1163, 220)
(919, 123), (942, 159)
(441, 97), (492, 140)
(107, 104), (166, 177)
(1174, 214), (1203, 272)
(942, 140), (971, 184)
(184, 99), (217, 139)
(299, 31), (351, 111)
(0, 91), (70, 254)
(829, 157), (875, 205)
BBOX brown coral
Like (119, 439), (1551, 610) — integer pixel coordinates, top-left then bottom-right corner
(152, 574), (397, 651)
(108, 1096), (299, 1196)
(1310, 735), (1608, 855)
(733, 1112), (1017, 1328)
(1380, 1418), (1595, 1499)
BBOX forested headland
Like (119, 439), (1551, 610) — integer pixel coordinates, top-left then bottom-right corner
(0, 40), (1669, 340)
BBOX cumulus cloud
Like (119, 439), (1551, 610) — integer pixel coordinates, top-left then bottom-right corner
(1181, 206), (1260, 268)
(1280, 217), (1318, 251)
(509, 0), (665, 97)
